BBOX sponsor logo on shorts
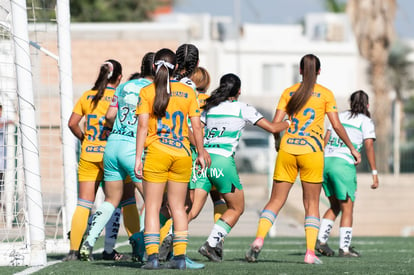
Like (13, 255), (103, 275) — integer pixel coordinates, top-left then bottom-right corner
(194, 167), (225, 179)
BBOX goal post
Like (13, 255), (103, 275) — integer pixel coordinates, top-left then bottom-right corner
(0, 0), (78, 266)
(10, 0), (46, 266)
(56, 0), (78, 238)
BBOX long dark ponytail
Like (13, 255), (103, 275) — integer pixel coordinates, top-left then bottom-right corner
(203, 73), (241, 112)
(91, 59), (122, 109)
(153, 48), (176, 118)
(349, 90), (370, 118)
(286, 54), (320, 116)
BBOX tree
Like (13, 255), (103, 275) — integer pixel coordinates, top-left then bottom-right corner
(24, 0), (167, 22)
(346, 0), (397, 173)
(70, 0), (164, 22)
(323, 0), (346, 13)
(26, 0), (56, 22)
(388, 40), (414, 142)
(404, 97), (414, 142)
(387, 41), (414, 174)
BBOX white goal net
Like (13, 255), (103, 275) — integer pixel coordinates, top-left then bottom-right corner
(0, 0), (77, 266)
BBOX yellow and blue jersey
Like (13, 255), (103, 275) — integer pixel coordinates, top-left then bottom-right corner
(136, 80), (200, 157)
(72, 87), (115, 162)
(197, 93), (209, 108)
(277, 83), (337, 154)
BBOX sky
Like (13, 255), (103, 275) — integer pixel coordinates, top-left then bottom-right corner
(173, 0), (414, 39)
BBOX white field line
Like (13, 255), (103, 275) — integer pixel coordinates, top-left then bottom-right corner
(15, 240), (130, 275)
(14, 261), (61, 275)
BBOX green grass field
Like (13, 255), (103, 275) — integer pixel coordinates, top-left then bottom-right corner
(2, 236), (413, 274)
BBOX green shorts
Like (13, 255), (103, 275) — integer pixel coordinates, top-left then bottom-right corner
(322, 157), (357, 201)
(194, 153), (242, 194)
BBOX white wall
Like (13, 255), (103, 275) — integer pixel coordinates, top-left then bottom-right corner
(190, 16), (361, 112)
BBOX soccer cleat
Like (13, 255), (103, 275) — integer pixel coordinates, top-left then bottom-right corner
(66, 230), (88, 251)
(129, 231), (145, 262)
(142, 253), (161, 270)
(63, 250), (79, 261)
(185, 256), (205, 269)
(102, 249), (130, 261)
(79, 241), (93, 261)
(245, 238), (263, 263)
(159, 234), (173, 261)
(198, 241), (222, 262)
(304, 250), (323, 264)
(316, 240), (335, 256)
(164, 255), (186, 270)
(339, 247), (361, 257)
(216, 239), (224, 260)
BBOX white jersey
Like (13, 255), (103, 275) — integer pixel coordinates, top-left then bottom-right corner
(325, 110), (376, 164)
(179, 76), (196, 90)
(201, 100), (264, 157)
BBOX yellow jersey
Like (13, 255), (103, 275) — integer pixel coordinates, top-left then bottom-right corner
(277, 83), (337, 154)
(137, 80), (200, 156)
(197, 92), (209, 108)
(72, 87), (115, 162)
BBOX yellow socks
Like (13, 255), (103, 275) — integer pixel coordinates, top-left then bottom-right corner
(173, 230), (188, 256)
(160, 218), (173, 244)
(304, 216), (320, 251)
(121, 199), (140, 237)
(144, 232), (160, 256)
(213, 199), (227, 223)
(69, 200), (92, 251)
(255, 209), (277, 239)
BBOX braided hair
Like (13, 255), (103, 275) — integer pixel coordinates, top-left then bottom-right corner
(174, 44), (199, 80)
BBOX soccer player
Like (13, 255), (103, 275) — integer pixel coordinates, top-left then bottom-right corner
(65, 60), (122, 261)
(188, 66), (228, 227)
(245, 54), (361, 264)
(79, 53), (155, 262)
(134, 48), (210, 270)
(193, 73), (290, 262)
(157, 45), (207, 270)
(316, 90), (379, 257)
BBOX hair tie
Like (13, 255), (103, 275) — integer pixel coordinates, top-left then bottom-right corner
(154, 60), (174, 94)
(103, 61), (114, 80)
(154, 60), (174, 72)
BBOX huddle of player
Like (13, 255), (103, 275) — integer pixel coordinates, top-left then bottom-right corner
(64, 44), (378, 269)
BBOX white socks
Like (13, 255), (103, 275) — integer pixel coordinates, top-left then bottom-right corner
(318, 219), (334, 244)
(339, 227), (352, 252)
(207, 224), (227, 248)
